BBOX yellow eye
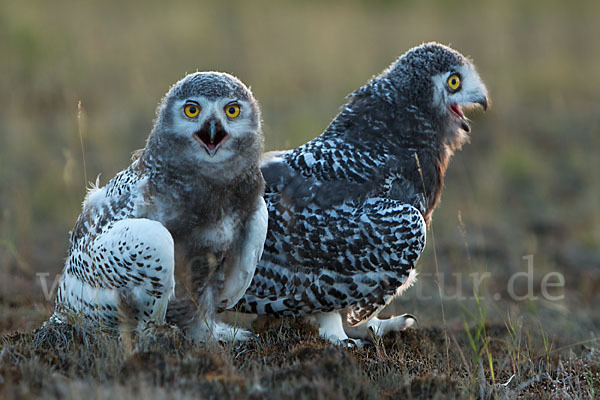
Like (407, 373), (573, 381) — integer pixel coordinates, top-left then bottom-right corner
(184, 103), (200, 118)
(447, 74), (461, 92)
(224, 103), (241, 119)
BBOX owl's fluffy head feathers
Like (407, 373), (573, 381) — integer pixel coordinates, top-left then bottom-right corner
(349, 42), (488, 153)
(143, 72), (263, 181)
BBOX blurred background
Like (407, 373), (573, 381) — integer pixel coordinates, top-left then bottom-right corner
(1, 0), (598, 343)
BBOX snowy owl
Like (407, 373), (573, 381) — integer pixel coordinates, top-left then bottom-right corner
(53, 72), (268, 342)
(237, 43), (488, 344)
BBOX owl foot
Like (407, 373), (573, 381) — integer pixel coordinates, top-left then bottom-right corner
(120, 322), (184, 354)
(141, 321), (183, 337)
(189, 319), (258, 343)
(213, 321), (258, 343)
(367, 314), (417, 337)
(342, 313), (417, 340)
(308, 311), (362, 347)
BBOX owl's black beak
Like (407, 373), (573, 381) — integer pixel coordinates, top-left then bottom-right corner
(476, 97), (488, 111)
(193, 119), (230, 157)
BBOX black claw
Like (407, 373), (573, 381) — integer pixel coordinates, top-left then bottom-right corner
(401, 313), (418, 325)
(340, 338), (370, 349)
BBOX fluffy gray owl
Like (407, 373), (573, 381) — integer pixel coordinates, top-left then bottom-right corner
(236, 42), (488, 344)
(52, 72), (268, 342)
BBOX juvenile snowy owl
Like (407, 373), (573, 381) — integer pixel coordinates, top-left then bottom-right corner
(237, 43), (488, 344)
(53, 72), (268, 342)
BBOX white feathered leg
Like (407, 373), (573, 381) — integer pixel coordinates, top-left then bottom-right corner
(54, 218), (175, 332)
(306, 311), (366, 347)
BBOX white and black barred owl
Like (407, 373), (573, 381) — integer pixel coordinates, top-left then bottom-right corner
(53, 72), (268, 342)
(237, 42), (488, 344)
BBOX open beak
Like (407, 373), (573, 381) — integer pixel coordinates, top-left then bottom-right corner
(193, 119), (230, 157)
(449, 96), (488, 133)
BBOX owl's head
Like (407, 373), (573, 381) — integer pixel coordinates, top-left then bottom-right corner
(389, 42), (488, 150)
(146, 72), (262, 176)
(351, 42), (488, 154)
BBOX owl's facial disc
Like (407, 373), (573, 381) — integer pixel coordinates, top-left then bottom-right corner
(193, 118), (230, 157)
(432, 64), (488, 133)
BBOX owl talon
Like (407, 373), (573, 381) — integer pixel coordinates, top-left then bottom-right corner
(340, 338), (360, 348)
(342, 338), (372, 348)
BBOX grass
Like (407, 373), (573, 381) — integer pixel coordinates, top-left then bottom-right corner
(1, 0), (599, 398)
(1, 319), (598, 399)
(462, 293), (495, 391)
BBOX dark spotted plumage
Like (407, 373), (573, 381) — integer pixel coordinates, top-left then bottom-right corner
(237, 42), (488, 332)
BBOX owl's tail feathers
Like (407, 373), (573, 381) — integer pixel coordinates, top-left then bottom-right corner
(346, 268), (418, 326)
(346, 302), (384, 327)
